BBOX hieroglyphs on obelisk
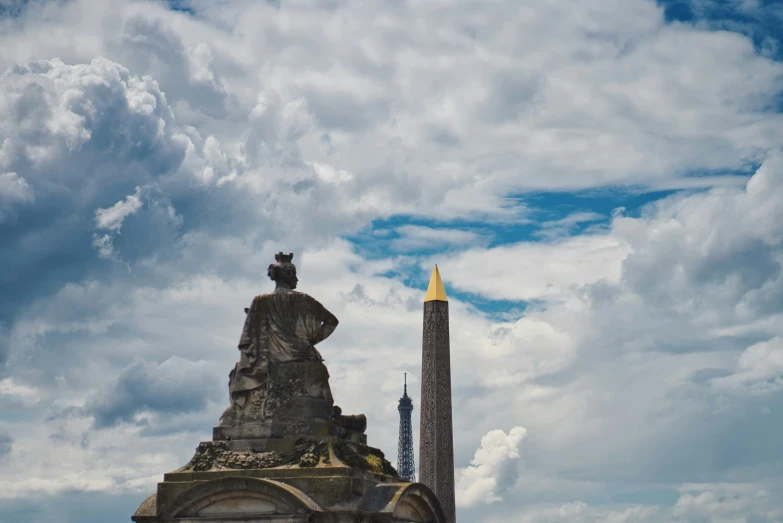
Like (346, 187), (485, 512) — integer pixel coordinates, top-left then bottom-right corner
(419, 265), (456, 522)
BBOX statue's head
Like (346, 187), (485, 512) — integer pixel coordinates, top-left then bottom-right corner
(268, 252), (298, 289)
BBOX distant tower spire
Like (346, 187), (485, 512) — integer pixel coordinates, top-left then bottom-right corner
(420, 265), (456, 522)
(397, 373), (416, 482)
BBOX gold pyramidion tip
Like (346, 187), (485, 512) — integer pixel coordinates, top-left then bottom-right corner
(424, 264), (448, 302)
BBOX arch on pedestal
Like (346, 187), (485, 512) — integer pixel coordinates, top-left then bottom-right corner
(358, 482), (447, 522)
(159, 476), (322, 520)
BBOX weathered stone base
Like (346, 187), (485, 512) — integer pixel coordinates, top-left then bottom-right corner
(132, 464), (447, 522)
(177, 436), (391, 475)
(214, 421), (367, 445)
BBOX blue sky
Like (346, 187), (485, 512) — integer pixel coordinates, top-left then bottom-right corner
(1, 0), (783, 522)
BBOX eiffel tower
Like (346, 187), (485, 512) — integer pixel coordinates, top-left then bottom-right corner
(397, 373), (416, 481)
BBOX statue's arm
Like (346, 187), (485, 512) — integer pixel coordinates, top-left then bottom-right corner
(238, 300), (256, 352)
(318, 306), (339, 343)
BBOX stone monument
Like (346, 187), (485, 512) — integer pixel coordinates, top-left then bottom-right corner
(132, 252), (447, 522)
(419, 265), (456, 522)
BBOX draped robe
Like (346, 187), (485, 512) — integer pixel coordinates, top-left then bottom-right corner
(227, 290), (329, 408)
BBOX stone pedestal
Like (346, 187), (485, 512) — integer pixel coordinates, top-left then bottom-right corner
(132, 434), (447, 523)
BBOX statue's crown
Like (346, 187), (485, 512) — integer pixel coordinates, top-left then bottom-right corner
(275, 252), (294, 264)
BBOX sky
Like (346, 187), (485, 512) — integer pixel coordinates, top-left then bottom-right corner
(0, 0), (782, 521)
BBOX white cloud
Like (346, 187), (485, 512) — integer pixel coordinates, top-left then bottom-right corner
(310, 162), (353, 184)
(186, 42), (220, 87)
(90, 233), (115, 260)
(390, 225), (488, 252)
(440, 152), (783, 316)
(537, 212), (605, 240)
(671, 483), (780, 522)
(710, 337), (783, 395)
(0, 171), (33, 221)
(0, 412), (180, 500)
(1, 0), (781, 213)
(0, 57), (180, 170)
(456, 426), (527, 507)
(90, 184), (182, 262)
(0, 171), (33, 202)
(438, 235), (630, 302)
(477, 501), (663, 523)
(94, 186), (144, 232)
(0, 377), (39, 407)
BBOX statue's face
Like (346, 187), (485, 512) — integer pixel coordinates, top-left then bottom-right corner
(279, 265), (298, 289)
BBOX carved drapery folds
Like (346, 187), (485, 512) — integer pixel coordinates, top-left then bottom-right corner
(218, 289), (365, 438)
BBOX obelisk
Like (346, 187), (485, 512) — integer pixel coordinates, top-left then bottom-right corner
(419, 265), (456, 522)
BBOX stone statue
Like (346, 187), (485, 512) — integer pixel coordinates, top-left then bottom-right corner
(223, 253), (338, 409)
(218, 252), (357, 438)
(132, 251), (449, 523)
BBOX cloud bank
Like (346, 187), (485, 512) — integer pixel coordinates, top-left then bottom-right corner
(1, 0), (783, 522)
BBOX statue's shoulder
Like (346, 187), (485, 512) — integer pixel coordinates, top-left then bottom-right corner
(253, 290), (310, 301)
(251, 290), (323, 309)
(248, 293), (275, 308)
